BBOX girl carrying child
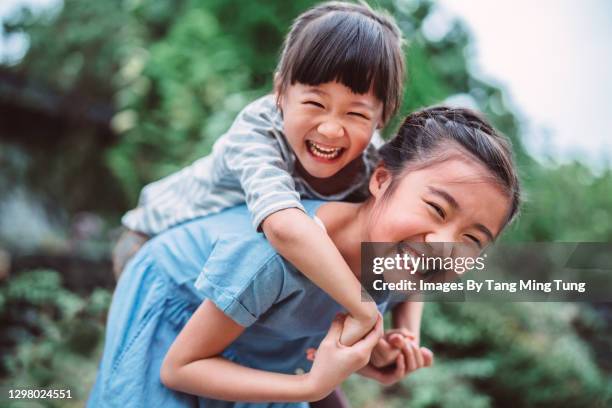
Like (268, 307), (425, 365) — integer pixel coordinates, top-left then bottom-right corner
(89, 106), (521, 407)
(113, 1), (414, 347)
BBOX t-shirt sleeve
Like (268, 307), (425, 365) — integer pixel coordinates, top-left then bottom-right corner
(221, 99), (305, 230)
(194, 236), (286, 327)
(121, 165), (194, 234)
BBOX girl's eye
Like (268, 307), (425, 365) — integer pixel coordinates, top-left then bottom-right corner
(427, 201), (446, 219)
(465, 234), (482, 247)
(348, 112), (370, 120)
(304, 101), (324, 108)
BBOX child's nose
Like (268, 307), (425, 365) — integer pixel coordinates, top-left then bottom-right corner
(317, 120), (344, 139)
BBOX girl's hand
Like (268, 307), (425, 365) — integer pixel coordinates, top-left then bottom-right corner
(370, 328), (416, 368)
(306, 313), (383, 400)
(388, 334), (433, 374)
(358, 343), (433, 386)
(357, 354), (407, 386)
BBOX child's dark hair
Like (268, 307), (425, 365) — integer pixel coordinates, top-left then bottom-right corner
(275, 1), (404, 124)
(379, 106), (521, 227)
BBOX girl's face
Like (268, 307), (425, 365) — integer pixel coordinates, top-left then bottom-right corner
(367, 154), (511, 256)
(279, 81), (383, 179)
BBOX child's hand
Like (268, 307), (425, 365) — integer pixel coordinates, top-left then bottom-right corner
(370, 328), (416, 368)
(359, 332), (433, 386)
(306, 314), (383, 400)
(388, 334), (433, 374)
(339, 308), (380, 346)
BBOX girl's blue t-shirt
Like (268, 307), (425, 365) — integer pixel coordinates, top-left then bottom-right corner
(145, 200), (392, 378)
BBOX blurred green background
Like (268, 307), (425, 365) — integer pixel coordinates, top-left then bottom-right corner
(0, 0), (611, 407)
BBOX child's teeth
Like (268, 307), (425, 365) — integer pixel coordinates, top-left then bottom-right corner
(307, 141), (342, 159)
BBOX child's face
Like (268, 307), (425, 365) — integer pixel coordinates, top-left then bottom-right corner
(367, 155), (510, 257)
(279, 81), (383, 179)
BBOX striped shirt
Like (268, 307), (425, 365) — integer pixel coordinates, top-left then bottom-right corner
(122, 94), (381, 234)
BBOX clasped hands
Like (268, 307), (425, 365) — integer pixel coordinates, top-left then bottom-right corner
(305, 313), (433, 400)
(359, 325), (433, 386)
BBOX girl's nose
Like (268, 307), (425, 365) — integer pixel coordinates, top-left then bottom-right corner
(317, 120), (344, 139)
(424, 233), (454, 257)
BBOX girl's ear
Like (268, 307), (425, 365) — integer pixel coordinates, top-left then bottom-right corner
(369, 165), (392, 198)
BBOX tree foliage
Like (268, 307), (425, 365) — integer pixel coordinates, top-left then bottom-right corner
(0, 270), (111, 406)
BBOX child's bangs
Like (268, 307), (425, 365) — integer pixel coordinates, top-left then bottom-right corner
(289, 13), (392, 106)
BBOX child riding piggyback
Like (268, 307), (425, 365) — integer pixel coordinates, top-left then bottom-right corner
(115, 1), (408, 346)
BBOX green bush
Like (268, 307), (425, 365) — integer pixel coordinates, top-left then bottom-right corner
(343, 302), (611, 407)
(0, 270), (111, 407)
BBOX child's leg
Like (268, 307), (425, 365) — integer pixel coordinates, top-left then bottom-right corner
(111, 228), (149, 279)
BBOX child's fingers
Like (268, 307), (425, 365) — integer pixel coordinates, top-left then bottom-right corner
(420, 346), (434, 367)
(395, 353), (406, 378)
(372, 337), (398, 365)
(402, 339), (417, 372)
(411, 340), (425, 368)
(377, 337), (394, 353)
(389, 334), (404, 349)
(386, 328), (416, 341)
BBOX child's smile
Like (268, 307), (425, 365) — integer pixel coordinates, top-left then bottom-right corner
(279, 81), (383, 179)
(305, 140), (345, 161)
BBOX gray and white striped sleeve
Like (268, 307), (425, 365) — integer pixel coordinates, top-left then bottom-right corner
(222, 107), (305, 230)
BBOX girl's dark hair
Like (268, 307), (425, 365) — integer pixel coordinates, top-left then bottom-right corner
(379, 106), (521, 226)
(275, 1), (405, 123)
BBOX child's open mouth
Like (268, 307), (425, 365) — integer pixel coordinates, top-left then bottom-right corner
(306, 140), (344, 160)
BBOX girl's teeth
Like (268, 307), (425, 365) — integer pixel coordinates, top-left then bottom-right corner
(307, 141), (343, 159)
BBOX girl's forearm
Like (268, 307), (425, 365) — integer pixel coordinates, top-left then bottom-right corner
(391, 300), (423, 342)
(162, 300), (328, 402)
(163, 356), (321, 402)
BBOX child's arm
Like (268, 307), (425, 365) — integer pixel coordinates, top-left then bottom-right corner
(215, 97), (378, 344)
(262, 208), (379, 346)
(161, 300), (382, 402)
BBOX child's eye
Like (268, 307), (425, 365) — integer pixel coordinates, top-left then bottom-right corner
(426, 201), (446, 219)
(465, 234), (482, 247)
(348, 112), (370, 120)
(304, 101), (324, 108)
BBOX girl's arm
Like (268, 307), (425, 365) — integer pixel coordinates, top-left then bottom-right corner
(383, 300), (428, 372)
(391, 300), (423, 344)
(364, 300), (424, 369)
(262, 208), (379, 346)
(161, 300), (382, 402)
